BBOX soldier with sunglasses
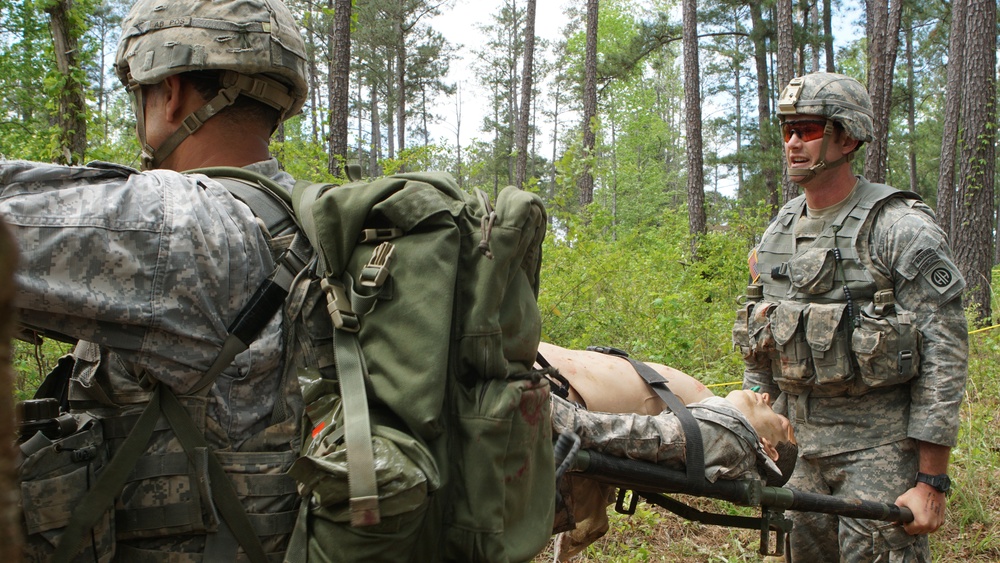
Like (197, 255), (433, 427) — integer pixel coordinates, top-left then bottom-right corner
(733, 72), (968, 562)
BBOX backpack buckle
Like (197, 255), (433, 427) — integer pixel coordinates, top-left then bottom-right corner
(359, 242), (394, 288)
(321, 278), (360, 332)
(359, 228), (402, 243)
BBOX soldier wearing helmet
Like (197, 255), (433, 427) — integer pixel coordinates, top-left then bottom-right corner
(734, 72), (968, 562)
(2, 1), (318, 560)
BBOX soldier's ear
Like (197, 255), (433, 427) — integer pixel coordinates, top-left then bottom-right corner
(759, 436), (779, 461)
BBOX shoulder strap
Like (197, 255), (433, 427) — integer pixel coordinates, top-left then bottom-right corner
(186, 166), (299, 238)
(586, 346), (707, 495)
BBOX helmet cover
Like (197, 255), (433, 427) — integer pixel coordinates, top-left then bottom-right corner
(777, 72), (874, 143)
(114, 0), (308, 118)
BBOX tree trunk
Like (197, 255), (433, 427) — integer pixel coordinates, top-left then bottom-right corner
(395, 20), (407, 156)
(370, 87), (382, 177)
(514, 0), (537, 189)
(454, 84), (463, 187)
(307, 5), (320, 146)
(578, 0), (599, 206)
(776, 0), (797, 205)
(937, 0), (967, 238)
(823, 0), (835, 71)
(328, 0), (352, 177)
(904, 19), (917, 195)
(682, 0), (705, 251)
(863, 0), (902, 184)
(0, 218), (21, 563)
(45, 0), (87, 164)
(953, 0), (996, 322)
(749, 2), (780, 216)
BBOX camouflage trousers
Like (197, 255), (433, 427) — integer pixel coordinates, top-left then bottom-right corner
(785, 438), (930, 563)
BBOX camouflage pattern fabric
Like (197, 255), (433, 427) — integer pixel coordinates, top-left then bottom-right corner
(550, 394), (781, 483)
(2, 158), (302, 559)
(741, 176), (968, 562)
(786, 439), (929, 562)
(1, 158), (288, 443)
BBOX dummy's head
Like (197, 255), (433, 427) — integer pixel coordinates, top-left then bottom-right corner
(113, 0), (308, 169)
(725, 389), (797, 486)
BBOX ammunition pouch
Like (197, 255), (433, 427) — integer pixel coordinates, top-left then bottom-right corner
(851, 291), (920, 389)
(736, 292), (921, 396)
(17, 414), (115, 562)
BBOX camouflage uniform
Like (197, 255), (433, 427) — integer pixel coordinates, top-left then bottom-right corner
(2, 158), (305, 560)
(550, 394), (783, 484)
(736, 72), (968, 563)
(737, 102), (968, 563)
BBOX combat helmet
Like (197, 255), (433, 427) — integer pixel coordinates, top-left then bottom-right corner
(776, 72), (874, 180)
(114, 0), (309, 169)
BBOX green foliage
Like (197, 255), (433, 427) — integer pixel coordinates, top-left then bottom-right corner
(12, 336), (72, 402)
(380, 144), (449, 175)
(539, 204), (750, 385)
(270, 115), (340, 183)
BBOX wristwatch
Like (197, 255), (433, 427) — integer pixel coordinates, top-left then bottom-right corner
(915, 472), (952, 495)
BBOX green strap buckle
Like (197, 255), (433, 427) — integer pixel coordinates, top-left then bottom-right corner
(321, 277), (360, 332)
(359, 242), (394, 288)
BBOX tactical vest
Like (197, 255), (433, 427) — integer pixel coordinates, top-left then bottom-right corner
(64, 338), (305, 560)
(54, 178), (322, 562)
(25, 169), (330, 562)
(739, 179), (923, 397)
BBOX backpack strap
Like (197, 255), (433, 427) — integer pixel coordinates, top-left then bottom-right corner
(586, 346), (708, 495)
(292, 178), (382, 527)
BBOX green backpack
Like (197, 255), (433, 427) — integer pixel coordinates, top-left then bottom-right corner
(213, 168), (555, 562)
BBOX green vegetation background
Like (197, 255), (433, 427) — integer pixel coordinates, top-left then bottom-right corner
(12, 203), (1000, 561)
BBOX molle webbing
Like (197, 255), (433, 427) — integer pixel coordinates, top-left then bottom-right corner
(757, 182), (914, 303)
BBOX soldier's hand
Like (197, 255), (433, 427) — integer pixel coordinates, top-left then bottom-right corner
(895, 484), (946, 535)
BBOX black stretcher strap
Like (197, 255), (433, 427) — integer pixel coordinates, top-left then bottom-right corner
(586, 346), (707, 495)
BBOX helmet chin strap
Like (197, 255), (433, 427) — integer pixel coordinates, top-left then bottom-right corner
(127, 72), (293, 170)
(787, 119), (855, 183)
(125, 77), (159, 170)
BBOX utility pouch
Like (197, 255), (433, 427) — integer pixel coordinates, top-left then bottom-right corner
(851, 298), (921, 388)
(289, 380), (439, 519)
(806, 302), (854, 385)
(787, 248), (837, 295)
(17, 414), (115, 562)
(748, 301), (778, 359)
(771, 301), (813, 383)
(286, 379), (439, 562)
(446, 373), (553, 563)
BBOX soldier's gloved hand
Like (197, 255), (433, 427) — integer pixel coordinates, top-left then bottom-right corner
(894, 484), (946, 535)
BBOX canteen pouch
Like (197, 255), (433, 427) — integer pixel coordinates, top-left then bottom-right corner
(852, 304), (921, 388)
(17, 414), (115, 562)
(734, 301), (779, 361)
(733, 305), (752, 358)
(771, 301), (813, 383)
(786, 248), (837, 295)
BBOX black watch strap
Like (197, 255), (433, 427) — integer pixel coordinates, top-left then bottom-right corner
(915, 472), (951, 494)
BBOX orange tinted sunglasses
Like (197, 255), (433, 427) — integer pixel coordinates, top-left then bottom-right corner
(781, 120), (827, 143)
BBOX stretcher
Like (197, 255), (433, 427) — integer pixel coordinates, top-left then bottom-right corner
(554, 433), (914, 557)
